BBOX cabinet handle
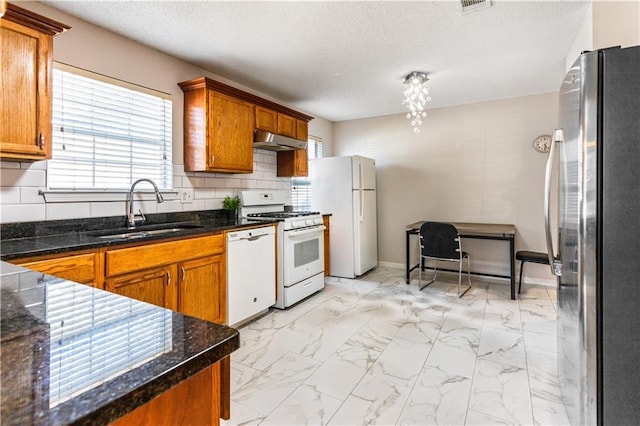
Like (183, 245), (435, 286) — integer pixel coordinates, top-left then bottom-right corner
(211, 155), (215, 165)
(38, 133), (45, 150)
(166, 271), (171, 286)
(181, 266), (186, 282)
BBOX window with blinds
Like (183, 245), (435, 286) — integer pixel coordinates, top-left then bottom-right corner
(291, 136), (323, 210)
(48, 64), (172, 191)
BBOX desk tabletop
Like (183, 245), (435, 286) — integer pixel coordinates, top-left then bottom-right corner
(406, 221), (516, 237)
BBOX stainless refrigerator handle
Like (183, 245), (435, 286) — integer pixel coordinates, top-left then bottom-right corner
(545, 128), (564, 276)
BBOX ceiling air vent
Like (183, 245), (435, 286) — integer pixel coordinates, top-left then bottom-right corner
(460, 0), (491, 14)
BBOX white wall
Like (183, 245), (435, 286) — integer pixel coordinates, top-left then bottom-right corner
(333, 93), (558, 284)
(0, 1), (333, 223)
(593, 0), (640, 49)
(566, 0), (640, 70)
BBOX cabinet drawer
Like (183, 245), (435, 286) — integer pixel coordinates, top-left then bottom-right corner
(17, 253), (96, 285)
(106, 234), (224, 277)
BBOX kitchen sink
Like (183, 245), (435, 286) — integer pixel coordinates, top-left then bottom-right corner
(87, 223), (203, 240)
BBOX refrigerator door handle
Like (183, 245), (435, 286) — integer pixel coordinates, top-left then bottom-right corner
(359, 162), (364, 222)
(545, 128), (564, 276)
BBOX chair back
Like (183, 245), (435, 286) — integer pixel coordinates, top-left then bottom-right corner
(419, 222), (461, 260)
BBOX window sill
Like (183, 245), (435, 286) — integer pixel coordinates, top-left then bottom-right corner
(39, 190), (179, 203)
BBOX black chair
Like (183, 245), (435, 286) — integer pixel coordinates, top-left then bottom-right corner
(418, 222), (471, 297)
(516, 251), (550, 294)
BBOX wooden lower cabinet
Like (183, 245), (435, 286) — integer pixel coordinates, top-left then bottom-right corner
(178, 254), (225, 324)
(111, 362), (221, 426)
(12, 233), (233, 423)
(105, 266), (173, 309)
(103, 234), (231, 421)
(13, 251), (101, 286)
(323, 215), (331, 276)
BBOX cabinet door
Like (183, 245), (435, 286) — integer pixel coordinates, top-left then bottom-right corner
(105, 266), (174, 310)
(112, 363), (220, 426)
(178, 254), (225, 324)
(207, 91), (254, 173)
(294, 148), (308, 176)
(296, 120), (308, 141)
(255, 106), (277, 133)
(277, 113), (296, 138)
(277, 148), (308, 177)
(323, 215), (331, 276)
(0, 20), (52, 160)
(16, 252), (99, 286)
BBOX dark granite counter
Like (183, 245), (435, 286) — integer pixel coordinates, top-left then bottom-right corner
(0, 210), (275, 260)
(0, 262), (240, 425)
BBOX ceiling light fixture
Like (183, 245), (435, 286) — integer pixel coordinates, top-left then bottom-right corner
(402, 71), (431, 133)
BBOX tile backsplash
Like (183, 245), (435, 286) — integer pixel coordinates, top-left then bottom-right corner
(0, 150), (291, 224)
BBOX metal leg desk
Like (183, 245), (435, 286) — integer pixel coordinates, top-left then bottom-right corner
(405, 222), (517, 300)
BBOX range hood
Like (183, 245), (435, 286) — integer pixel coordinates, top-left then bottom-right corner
(253, 129), (307, 151)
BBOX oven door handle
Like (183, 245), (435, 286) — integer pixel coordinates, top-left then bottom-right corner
(286, 226), (326, 238)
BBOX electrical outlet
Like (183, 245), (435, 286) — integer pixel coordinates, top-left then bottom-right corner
(180, 189), (194, 204)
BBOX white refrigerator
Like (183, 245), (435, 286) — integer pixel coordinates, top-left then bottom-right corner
(311, 155), (377, 278)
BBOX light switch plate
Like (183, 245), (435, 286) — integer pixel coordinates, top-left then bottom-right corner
(180, 189), (194, 204)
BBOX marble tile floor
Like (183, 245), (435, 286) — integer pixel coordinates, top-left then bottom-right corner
(222, 266), (568, 426)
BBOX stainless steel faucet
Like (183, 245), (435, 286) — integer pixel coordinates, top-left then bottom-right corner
(127, 178), (164, 228)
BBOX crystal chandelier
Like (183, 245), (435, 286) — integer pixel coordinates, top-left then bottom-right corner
(402, 71), (431, 133)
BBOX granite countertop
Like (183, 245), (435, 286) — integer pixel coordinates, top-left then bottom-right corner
(0, 210), (276, 260)
(0, 261), (240, 425)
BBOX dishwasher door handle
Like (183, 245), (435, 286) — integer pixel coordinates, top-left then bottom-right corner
(239, 233), (269, 241)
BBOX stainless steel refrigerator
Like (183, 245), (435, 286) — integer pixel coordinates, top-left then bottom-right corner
(311, 155), (377, 278)
(545, 45), (640, 425)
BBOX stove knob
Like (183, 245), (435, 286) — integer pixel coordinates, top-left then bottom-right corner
(314, 218), (323, 225)
(305, 219), (314, 226)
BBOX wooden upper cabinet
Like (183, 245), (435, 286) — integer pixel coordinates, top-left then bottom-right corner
(256, 107), (309, 142)
(296, 120), (308, 141)
(179, 78), (254, 173)
(277, 148), (308, 177)
(255, 106), (277, 133)
(0, 4), (69, 161)
(207, 91), (254, 172)
(277, 113), (296, 138)
(179, 76), (314, 173)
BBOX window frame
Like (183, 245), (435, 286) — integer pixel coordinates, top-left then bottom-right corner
(42, 63), (175, 202)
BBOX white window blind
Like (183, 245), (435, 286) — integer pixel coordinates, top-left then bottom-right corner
(291, 136), (323, 210)
(49, 64), (172, 190)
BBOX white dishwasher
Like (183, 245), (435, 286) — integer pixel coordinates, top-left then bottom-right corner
(226, 225), (276, 327)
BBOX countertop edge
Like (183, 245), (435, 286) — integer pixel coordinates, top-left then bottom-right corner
(67, 331), (240, 426)
(0, 220), (277, 261)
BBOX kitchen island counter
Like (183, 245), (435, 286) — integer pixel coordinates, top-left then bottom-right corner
(0, 261), (240, 425)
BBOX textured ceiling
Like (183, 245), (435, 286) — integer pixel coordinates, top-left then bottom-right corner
(43, 0), (590, 122)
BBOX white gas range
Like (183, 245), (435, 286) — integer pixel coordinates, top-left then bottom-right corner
(240, 191), (325, 309)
